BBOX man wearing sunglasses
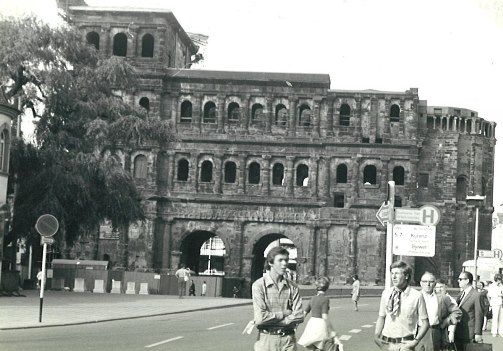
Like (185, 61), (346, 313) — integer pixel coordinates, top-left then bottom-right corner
(454, 272), (484, 351)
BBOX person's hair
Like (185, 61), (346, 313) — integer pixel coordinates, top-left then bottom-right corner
(264, 246), (289, 271)
(494, 273), (502, 281)
(421, 271), (436, 281)
(315, 277), (330, 292)
(179, 263), (185, 268)
(353, 274), (359, 280)
(478, 281), (485, 288)
(461, 271), (474, 284)
(389, 260), (412, 283)
(203, 281), (206, 283)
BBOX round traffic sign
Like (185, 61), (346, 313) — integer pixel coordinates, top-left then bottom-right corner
(36, 214), (59, 237)
(419, 205), (441, 226)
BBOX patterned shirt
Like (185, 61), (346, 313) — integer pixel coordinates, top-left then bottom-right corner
(379, 285), (428, 338)
(252, 272), (304, 328)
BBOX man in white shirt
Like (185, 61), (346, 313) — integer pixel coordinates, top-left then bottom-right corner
(417, 272), (461, 351)
(487, 273), (503, 337)
(374, 260), (430, 350)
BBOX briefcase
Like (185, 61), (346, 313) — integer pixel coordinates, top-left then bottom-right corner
(466, 343), (492, 351)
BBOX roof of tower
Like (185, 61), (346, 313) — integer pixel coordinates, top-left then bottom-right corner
(164, 69), (330, 88)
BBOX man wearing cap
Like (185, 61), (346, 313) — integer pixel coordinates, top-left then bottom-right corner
(252, 246), (304, 351)
(374, 260), (430, 350)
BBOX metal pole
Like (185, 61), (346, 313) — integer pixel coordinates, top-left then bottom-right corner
(39, 242), (47, 323)
(28, 245), (32, 281)
(473, 206), (479, 287)
(384, 181), (395, 288)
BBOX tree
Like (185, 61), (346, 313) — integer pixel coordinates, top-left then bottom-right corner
(0, 16), (172, 268)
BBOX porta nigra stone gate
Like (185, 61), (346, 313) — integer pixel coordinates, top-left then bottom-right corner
(64, 4), (496, 294)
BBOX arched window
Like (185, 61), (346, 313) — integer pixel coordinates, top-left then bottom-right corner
(224, 161), (237, 183)
(0, 130), (5, 171)
(228, 102), (240, 124)
(180, 101), (193, 123)
(200, 160), (213, 182)
(251, 104), (263, 124)
(177, 159), (189, 181)
(296, 164), (309, 186)
(113, 33), (127, 57)
(427, 116), (434, 130)
(139, 97), (150, 112)
(248, 162), (261, 184)
(336, 164), (347, 183)
(393, 166), (405, 186)
(203, 101), (217, 123)
(363, 165), (377, 185)
(272, 163), (284, 186)
(275, 104), (288, 126)
(340, 103), (351, 126)
(390, 104), (400, 123)
(86, 31), (100, 50)
(456, 176), (467, 202)
(141, 33), (154, 57)
(134, 155), (147, 179)
(298, 104), (311, 127)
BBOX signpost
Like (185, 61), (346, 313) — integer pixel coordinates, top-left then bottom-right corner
(393, 225), (436, 257)
(35, 214), (59, 323)
(376, 202), (391, 226)
(478, 249), (503, 259)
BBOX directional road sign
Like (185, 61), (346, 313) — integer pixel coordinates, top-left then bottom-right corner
(479, 249), (503, 259)
(376, 202), (391, 225)
(394, 205), (441, 226)
(393, 224), (436, 257)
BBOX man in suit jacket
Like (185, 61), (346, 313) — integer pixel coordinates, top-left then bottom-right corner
(417, 272), (462, 351)
(454, 271), (484, 351)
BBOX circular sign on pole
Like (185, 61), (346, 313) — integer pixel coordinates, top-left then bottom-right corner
(36, 214), (59, 237)
(419, 205), (441, 226)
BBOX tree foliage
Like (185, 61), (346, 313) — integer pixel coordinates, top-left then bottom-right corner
(0, 16), (172, 254)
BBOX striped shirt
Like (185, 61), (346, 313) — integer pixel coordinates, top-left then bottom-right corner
(252, 272), (304, 328)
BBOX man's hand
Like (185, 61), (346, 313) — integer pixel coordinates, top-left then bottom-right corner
(374, 335), (383, 348)
(283, 309), (292, 317)
(448, 331), (455, 343)
(401, 340), (418, 350)
(474, 334), (483, 343)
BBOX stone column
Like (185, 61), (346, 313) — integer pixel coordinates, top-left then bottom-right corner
(347, 223), (358, 277)
(381, 158), (390, 189)
(326, 98), (334, 136)
(308, 224), (317, 278)
(312, 99), (321, 138)
(242, 96), (250, 134)
(309, 156), (319, 197)
(217, 95), (225, 133)
(350, 156), (361, 200)
(235, 220), (246, 277)
(162, 218), (174, 269)
(101, 25), (111, 56)
(316, 225), (329, 276)
(265, 97), (273, 133)
(286, 156), (295, 197)
(166, 151), (175, 191)
(156, 26), (167, 62)
(318, 156), (330, 199)
(153, 217), (165, 270)
(128, 25), (138, 57)
(213, 154), (223, 194)
(355, 97), (363, 138)
(261, 155), (271, 195)
(238, 154), (247, 194)
(193, 94), (202, 133)
(191, 153), (199, 192)
(288, 97), (297, 136)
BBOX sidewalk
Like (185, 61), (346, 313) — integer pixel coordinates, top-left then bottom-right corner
(0, 290), (252, 330)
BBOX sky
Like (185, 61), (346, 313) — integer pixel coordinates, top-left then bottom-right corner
(3, 0), (503, 205)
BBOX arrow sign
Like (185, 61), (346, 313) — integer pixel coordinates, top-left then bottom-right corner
(376, 201), (391, 225)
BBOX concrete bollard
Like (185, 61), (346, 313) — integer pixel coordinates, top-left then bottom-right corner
(93, 279), (105, 293)
(73, 278), (85, 292)
(139, 282), (149, 295)
(125, 281), (136, 294)
(111, 280), (122, 294)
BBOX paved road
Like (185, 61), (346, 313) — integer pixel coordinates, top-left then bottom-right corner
(1, 297), (501, 350)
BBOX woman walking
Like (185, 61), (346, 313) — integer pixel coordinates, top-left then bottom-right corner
(351, 274), (360, 312)
(298, 277), (343, 350)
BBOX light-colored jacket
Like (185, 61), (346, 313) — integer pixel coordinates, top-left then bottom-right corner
(487, 282), (503, 306)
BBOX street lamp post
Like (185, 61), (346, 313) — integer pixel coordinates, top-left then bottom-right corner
(466, 195), (486, 287)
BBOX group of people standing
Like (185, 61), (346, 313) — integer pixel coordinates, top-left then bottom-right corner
(174, 264), (207, 298)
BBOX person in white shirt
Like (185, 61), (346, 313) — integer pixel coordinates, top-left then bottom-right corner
(487, 273), (503, 337)
(417, 272), (461, 351)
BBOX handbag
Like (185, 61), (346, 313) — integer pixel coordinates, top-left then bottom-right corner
(465, 343), (492, 351)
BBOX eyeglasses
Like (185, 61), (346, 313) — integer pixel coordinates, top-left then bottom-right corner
(458, 278), (468, 281)
(421, 281), (435, 284)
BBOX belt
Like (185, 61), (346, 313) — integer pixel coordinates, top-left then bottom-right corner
(431, 324), (441, 329)
(381, 335), (415, 343)
(258, 328), (295, 336)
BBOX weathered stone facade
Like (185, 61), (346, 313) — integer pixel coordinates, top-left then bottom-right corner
(66, 4), (496, 290)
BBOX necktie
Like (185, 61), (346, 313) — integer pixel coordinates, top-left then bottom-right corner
(457, 291), (465, 305)
(387, 288), (401, 316)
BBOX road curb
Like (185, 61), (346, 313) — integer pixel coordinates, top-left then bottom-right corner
(0, 301), (253, 331)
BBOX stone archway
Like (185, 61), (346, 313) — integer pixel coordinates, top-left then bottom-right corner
(179, 230), (226, 275)
(250, 233), (297, 284)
